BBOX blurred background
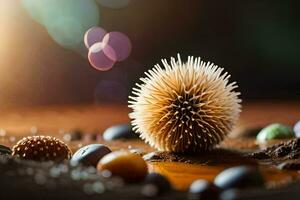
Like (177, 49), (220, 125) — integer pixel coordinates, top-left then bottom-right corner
(0, 0), (299, 108)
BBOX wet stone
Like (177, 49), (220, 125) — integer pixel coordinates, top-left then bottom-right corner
(0, 145), (12, 155)
(214, 166), (264, 190)
(103, 124), (139, 141)
(71, 144), (111, 167)
(188, 179), (220, 200)
(97, 151), (148, 183)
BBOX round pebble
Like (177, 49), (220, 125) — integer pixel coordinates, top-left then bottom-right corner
(97, 151), (148, 183)
(188, 179), (220, 200)
(0, 145), (12, 155)
(256, 123), (295, 143)
(71, 144), (111, 167)
(103, 124), (139, 141)
(293, 121), (300, 137)
(214, 166), (264, 190)
(142, 173), (171, 196)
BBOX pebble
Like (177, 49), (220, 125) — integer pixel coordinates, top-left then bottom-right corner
(293, 121), (300, 137)
(97, 151), (148, 183)
(0, 145), (12, 155)
(214, 166), (264, 190)
(71, 144), (111, 167)
(256, 123), (295, 143)
(142, 173), (171, 197)
(188, 179), (220, 200)
(103, 124), (139, 141)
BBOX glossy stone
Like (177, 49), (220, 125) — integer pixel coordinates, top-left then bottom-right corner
(256, 123), (295, 143)
(0, 145), (12, 155)
(142, 173), (171, 196)
(293, 121), (300, 137)
(214, 166), (264, 190)
(103, 124), (139, 141)
(71, 144), (111, 167)
(97, 151), (148, 183)
(188, 179), (220, 200)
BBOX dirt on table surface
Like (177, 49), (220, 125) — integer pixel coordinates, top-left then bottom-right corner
(248, 138), (300, 162)
(0, 103), (300, 198)
(143, 148), (257, 165)
(247, 138), (300, 171)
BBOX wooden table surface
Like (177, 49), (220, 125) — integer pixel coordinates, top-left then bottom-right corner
(0, 101), (299, 190)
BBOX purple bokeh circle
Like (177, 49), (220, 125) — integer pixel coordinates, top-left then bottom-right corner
(88, 42), (116, 71)
(103, 31), (132, 62)
(84, 26), (107, 49)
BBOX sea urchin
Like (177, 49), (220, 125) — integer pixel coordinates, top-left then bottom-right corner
(128, 54), (241, 152)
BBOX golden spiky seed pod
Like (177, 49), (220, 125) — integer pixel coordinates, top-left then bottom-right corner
(128, 54), (241, 152)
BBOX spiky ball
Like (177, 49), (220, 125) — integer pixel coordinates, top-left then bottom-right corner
(129, 55), (241, 152)
(12, 136), (72, 162)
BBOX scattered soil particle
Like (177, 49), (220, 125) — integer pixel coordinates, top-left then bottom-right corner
(143, 148), (257, 165)
(248, 138), (300, 165)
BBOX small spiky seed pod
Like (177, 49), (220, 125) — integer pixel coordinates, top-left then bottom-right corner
(129, 54), (241, 152)
(12, 136), (72, 162)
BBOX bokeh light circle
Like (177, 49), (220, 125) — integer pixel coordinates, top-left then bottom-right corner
(96, 0), (130, 9)
(103, 32), (132, 62)
(46, 17), (84, 48)
(88, 42), (116, 71)
(21, 0), (45, 24)
(22, 0), (100, 51)
(84, 27), (107, 49)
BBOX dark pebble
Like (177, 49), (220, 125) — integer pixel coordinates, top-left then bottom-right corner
(214, 166), (264, 190)
(103, 124), (139, 141)
(188, 179), (220, 200)
(142, 173), (171, 196)
(0, 145), (12, 155)
(71, 144), (111, 167)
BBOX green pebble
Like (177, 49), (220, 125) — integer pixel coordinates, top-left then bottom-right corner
(256, 123), (295, 143)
